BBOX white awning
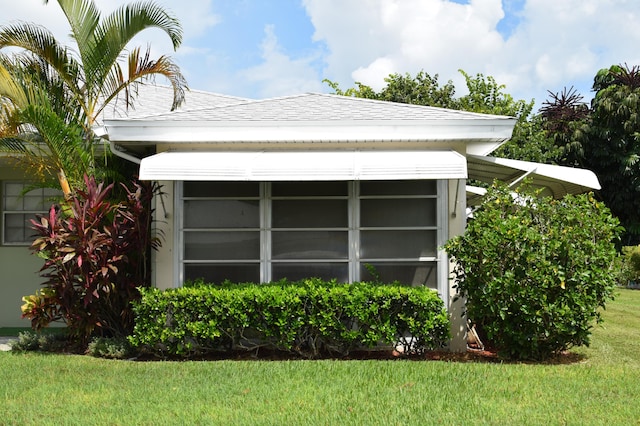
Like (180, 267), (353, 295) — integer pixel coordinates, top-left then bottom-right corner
(139, 150), (468, 181)
(467, 154), (601, 200)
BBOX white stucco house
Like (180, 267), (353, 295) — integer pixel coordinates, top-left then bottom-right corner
(0, 85), (600, 349)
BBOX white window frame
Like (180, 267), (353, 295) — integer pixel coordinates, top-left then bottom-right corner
(2, 181), (61, 246)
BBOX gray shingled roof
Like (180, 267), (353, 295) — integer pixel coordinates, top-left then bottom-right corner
(119, 92), (513, 123)
(97, 84), (249, 123)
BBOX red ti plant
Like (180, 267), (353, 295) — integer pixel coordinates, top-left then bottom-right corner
(23, 175), (160, 342)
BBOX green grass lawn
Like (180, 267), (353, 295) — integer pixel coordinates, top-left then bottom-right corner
(1, 289), (639, 425)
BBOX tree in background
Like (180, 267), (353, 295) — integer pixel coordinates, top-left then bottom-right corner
(493, 114), (562, 164)
(585, 64), (640, 241)
(538, 87), (590, 167)
(0, 0), (187, 194)
(542, 64), (640, 244)
(326, 69), (533, 117)
(325, 69), (561, 164)
(325, 70), (458, 109)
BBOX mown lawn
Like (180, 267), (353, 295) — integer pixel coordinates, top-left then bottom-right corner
(1, 289), (639, 425)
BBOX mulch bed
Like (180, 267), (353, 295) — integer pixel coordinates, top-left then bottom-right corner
(132, 346), (584, 364)
(15, 336), (584, 364)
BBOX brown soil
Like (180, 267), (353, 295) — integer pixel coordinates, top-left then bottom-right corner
(133, 347), (585, 364)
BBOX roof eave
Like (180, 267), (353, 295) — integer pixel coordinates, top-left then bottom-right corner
(104, 119), (515, 147)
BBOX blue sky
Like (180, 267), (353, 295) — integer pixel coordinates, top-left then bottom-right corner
(4, 0), (640, 111)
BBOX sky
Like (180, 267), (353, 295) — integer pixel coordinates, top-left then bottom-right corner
(2, 0), (640, 112)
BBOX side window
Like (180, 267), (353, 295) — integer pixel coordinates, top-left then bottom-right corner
(2, 182), (61, 245)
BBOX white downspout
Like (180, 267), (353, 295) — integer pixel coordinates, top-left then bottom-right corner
(94, 124), (141, 165)
(108, 140), (141, 164)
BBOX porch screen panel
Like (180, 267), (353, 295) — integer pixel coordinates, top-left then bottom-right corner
(182, 181), (260, 284)
(358, 180), (438, 288)
(185, 264), (260, 284)
(360, 230), (437, 258)
(270, 181), (349, 282)
(180, 180), (442, 288)
(360, 262), (437, 288)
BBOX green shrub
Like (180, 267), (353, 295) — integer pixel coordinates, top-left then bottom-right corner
(129, 278), (450, 359)
(86, 337), (135, 359)
(619, 245), (640, 286)
(444, 182), (622, 360)
(11, 331), (67, 352)
(23, 175), (159, 342)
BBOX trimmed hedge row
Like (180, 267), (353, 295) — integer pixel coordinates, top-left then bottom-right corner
(129, 279), (450, 358)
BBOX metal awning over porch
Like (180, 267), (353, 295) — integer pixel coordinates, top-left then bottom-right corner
(467, 154), (601, 203)
(139, 150), (468, 181)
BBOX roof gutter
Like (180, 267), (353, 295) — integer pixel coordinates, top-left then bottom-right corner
(94, 124), (142, 165)
(109, 139), (141, 164)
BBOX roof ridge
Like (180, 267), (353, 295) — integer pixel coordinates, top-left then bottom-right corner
(134, 83), (252, 101)
(124, 93), (319, 120)
(308, 92), (515, 117)
(105, 90), (518, 122)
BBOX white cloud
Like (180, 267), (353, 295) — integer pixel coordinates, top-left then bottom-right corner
(304, 0), (640, 108)
(5, 0), (640, 108)
(304, 0), (505, 94)
(0, 0), (71, 43)
(0, 0), (220, 53)
(238, 25), (324, 98)
(0, 0), (221, 90)
(496, 0), (640, 102)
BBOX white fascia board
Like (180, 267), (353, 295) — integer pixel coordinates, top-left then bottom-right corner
(104, 119), (515, 144)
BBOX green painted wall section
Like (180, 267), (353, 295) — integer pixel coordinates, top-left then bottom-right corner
(0, 246), (43, 327)
(0, 163), (50, 326)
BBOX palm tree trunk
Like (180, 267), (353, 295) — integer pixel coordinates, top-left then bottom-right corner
(57, 169), (71, 198)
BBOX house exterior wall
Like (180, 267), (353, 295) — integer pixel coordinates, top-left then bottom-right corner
(448, 178), (468, 352)
(151, 180), (176, 291)
(0, 163), (44, 327)
(0, 246), (43, 326)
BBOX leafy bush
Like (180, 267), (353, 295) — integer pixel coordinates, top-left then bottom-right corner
(444, 183), (622, 360)
(86, 336), (135, 359)
(618, 245), (640, 286)
(11, 331), (67, 352)
(130, 278), (450, 359)
(22, 175), (160, 342)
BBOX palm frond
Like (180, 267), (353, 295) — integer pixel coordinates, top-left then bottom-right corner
(0, 136), (28, 153)
(0, 60), (28, 107)
(85, 1), (182, 93)
(0, 22), (82, 94)
(54, 0), (101, 49)
(101, 1), (182, 50)
(17, 88), (95, 187)
(96, 47), (186, 117)
(2, 0), (186, 193)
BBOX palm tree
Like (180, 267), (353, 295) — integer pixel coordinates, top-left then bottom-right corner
(1, 54), (91, 192)
(0, 0), (187, 194)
